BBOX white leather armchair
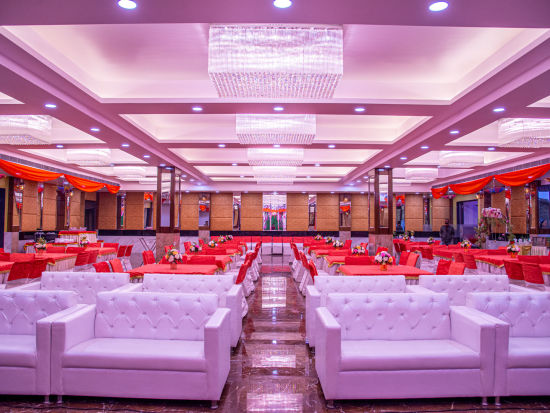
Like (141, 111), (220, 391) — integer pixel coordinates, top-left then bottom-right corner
(466, 292), (550, 404)
(306, 276), (408, 347)
(315, 293), (497, 406)
(409, 275), (533, 305)
(0, 290), (79, 400)
(13, 272), (130, 304)
(50, 291), (231, 408)
(116, 273), (244, 347)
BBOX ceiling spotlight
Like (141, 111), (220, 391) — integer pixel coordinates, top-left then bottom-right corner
(330, 191), (335, 194)
(315, 163), (320, 167)
(121, 143), (130, 148)
(273, 144), (281, 148)
(159, 163), (166, 167)
(450, 130), (460, 135)
(493, 107), (506, 113)
(429, 1), (448, 12)
(384, 165), (390, 168)
(185, 190), (190, 193)
(90, 127), (100, 132)
(328, 144), (336, 149)
(232, 163), (238, 166)
(273, 0), (292, 8)
(400, 156), (407, 160)
(118, 0), (137, 9)
(240, 175), (245, 178)
(218, 144), (226, 148)
(192, 106), (203, 112)
(307, 175), (311, 178)
(44, 103), (57, 109)
(190, 178), (195, 182)
(361, 191), (365, 194)
(354, 107), (366, 113)
(487, 147), (496, 151)
(357, 180), (361, 183)
(301, 191), (306, 194)
(273, 106), (284, 112)
(143, 154), (150, 159)
(421, 145), (429, 149)
(56, 144), (64, 148)
(165, 167), (172, 170)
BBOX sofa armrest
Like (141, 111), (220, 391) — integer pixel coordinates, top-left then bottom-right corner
(11, 281), (41, 290)
(305, 285), (321, 346)
(509, 284), (534, 292)
(225, 285), (243, 347)
(315, 307), (341, 400)
(405, 285), (433, 294)
(205, 308), (231, 400)
(110, 284), (141, 293)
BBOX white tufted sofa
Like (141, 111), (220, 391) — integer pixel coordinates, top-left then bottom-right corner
(117, 274), (244, 347)
(410, 275), (533, 306)
(315, 292), (498, 406)
(466, 292), (550, 403)
(12, 272), (130, 304)
(0, 290), (79, 399)
(50, 291), (231, 408)
(306, 276), (409, 348)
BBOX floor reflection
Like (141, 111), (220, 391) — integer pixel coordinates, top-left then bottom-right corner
(261, 276), (287, 308)
(247, 392), (303, 412)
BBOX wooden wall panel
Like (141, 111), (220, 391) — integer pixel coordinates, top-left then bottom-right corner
(69, 190), (84, 228)
(21, 180), (38, 231)
(491, 191), (506, 233)
(405, 194), (423, 232)
(316, 193), (339, 231)
(42, 183), (57, 231)
(432, 197), (450, 231)
(510, 186), (526, 234)
(351, 193), (368, 231)
(181, 193), (199, 230)
(241, 193), (263, 231)
(125, 192), (145, 230)
(287, 193), (308, 231)
(98, 192), (117, 230)
(210, 193), (233, 231)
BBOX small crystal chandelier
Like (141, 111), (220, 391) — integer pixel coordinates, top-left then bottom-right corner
(209, 25), (343, 99)
(253, 166), (296, 183)
(439, 151), (484, 168)
(247, 148), (304, 166)
(66, 149), (111, 166)
(498, 118), (550, 148)
(0, 115), (52, 145)
(237, 114), (316, 145)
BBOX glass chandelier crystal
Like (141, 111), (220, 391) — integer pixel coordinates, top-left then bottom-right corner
(404, 168), (438, 181)
(66, 149), (111, 166)
(247, 148), (304, 166)
(439, 151), (484, 168)
(253, 166), (296, 183)
(237, 114), (316, 145)
(0, 115), (52, 145)
(209, 25), (343, 99)
(498, 118), (550, 148)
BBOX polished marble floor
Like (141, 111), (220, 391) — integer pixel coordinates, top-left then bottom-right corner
(1, 255), (549, 412)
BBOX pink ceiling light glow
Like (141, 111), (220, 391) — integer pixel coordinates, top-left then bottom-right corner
(208, 25), (343, 98)
(498, 118), (550, 148)
(236, 114), (316, 145)
(247, 148), (304, 166)
(0, 115), (52, 145)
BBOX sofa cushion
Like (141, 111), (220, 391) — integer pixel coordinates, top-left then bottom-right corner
(316, 276), (406, 306)
(63, 338), (206, 372)
(508, 337), (550, 368)
(341, 339), (480, 371)
(0, 334), (36, 367)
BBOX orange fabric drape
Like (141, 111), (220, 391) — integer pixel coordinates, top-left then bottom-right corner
(450, 176), (494, 195)
(65, 175), (107, 192)
(339, 205), (350, 212)
(495, 164), (550, 187)
(431, 185), (449, 199)
(105, 184), (121, 194)
(0, 159), (62, 182)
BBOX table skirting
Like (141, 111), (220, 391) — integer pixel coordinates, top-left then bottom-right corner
(338, 264), (433, 284)
(129, 264), (219, 279)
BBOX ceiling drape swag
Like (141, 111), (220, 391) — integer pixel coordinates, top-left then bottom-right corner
(449, 175), (494, 195)
(431, 185), (449, 199)
(0, 159), (119, 193)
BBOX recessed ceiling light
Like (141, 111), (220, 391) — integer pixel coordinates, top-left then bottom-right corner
(384, 165), (390, 168)
(143, 154), (150, 159)
(55, 144), (64, 148)
(240, 175), (245, 178)
(44, 103), (57, 109)
(301, 191), (306, 194)
(487, 147), (496, 151)
(354, 107), (366, 113)
(273, 0), (292, 8)
(190, 178), (195, 182)
(192, 106), (203, 112)
(218, 144), (226, 148)
(429, 1), (448, 12)
(185, 190), (190, 193)
(216, 190), (220, 193)
(182, 174), (187, 177)
(493, 107), (506, 113)
(165, 167), (172, 170)
(121, 143), (130, 148)
(232, 163), (238, 166)
(159, 163), (166, 167)
(273, 106), (284, 112)
(421, 145), (429, 149)
(307, 176), (311, 178)
(328, 144), (336, 149)
(400, 156), (407, 160)
(90, 127), (100, 132)
(361, 191), (365, 194)
(273, 144), (281, 148)
(315, 163), (320, 167)
(450, 130), (460, 135)
(356, 180), (361, 183)
(118, 0), (137, 9)
(330, 191), (335, 194)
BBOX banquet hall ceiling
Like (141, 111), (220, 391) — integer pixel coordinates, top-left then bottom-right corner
(0, 0), (549, 193)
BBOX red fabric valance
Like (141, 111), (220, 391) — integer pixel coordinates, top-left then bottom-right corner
(431, 185), (449, 199)
(105, 184), (120, 194)
(65, 175), (106, 192)
(450, 176), (494, 195)
(495, 164), (550, 187)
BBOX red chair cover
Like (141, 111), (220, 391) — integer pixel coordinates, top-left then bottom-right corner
(189, 255), (216, 265)
(93, 261), (111, 273)
(87, 250), (99, 265)
(66, 246), (85, 254)
(308, 259), (318, 280)
(109, 259), (124, 273)
(124, 245), (133, 257)
(7, 261), (32, 282)
(504, 260), (524, 282)
(521, 263), (544, 285)
(46, 245), (66, 254)
(406, 253), (419, 267)
(436, 259), (452, 275)
(344, 256), (375, 265)
(142, 250), (156, 265)
(103, 243), (119, 250)
(399, 251), (410, 266)
(448, 262), (466, 275)
(375, 246), (388, 255)
(74, 251), (91, 267)
(117, 245), (127, 258)
(235, 262), (250, 285)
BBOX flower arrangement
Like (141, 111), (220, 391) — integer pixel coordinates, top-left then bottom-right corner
(402, 234), (410, 241)
(333, 240), (344, 248)
(374, 251), (394, 267)
(165, 248), (184, 265)
(226, 234), (233, 240)
(352, 245), (366, 255)
(475, 207), (513, 247)
(482, 207), (503, 219)
(325, 236), (333, 244)
(427, 237), (435, 244)
(314, 234), (322, 241)
(188, 243), (201, 253)
(218, 235), (227, 243)
(506, 242), (520, 255)
(208, 241), (218, 248)
(460, 240), (472, 249)
(79, 237), (90, 247)
(35, 237), (47, 251)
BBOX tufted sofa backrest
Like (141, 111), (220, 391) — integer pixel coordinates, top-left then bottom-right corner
(95, 292), (218, 340)
(142, 274), (233, 306)
(467, 292), (550, 337)
(0, 290), (77, 335)
(419, 274), (509, 305)
(327, 293), (450, 340)
(315, 276), (406, 306)
(40, 272), (130, 304)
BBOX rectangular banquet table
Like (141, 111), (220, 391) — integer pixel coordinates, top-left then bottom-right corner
(129, 263), (219, 279)
(86, 247), (117, 262)
(324, 255), (348, 274)
(338, 264), (433, 284)
(474, 255), (517, 274)
(36, 253), (78, 271)
(188, 255), (232, 271)
(0, 261), (14, 277)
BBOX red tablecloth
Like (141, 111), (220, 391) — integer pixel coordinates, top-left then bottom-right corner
(35, 253), (78, 264)
(338, 264), (433, 279)
(87, 247), (117, 256)
(59, 230), (96, 235)
(0, 262), (14, 274)
(541, 264), (550, 275)
(325, 256), (348, 267)
(474, 255), (518, 268)
(187, 255), (232, 271)
(129, 264), (219, 278)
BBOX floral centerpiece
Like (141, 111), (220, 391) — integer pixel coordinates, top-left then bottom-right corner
(218, 235), (227, 244)
(79, 237), (90, 248)
(506, 241), (520, 257)
(475, 207), (513, 248)
(226, 234), (233, 241)
(427, 237), (435, 245)
(460, 240), (472, 249)
(35, 237), (47, 253)
(352, 245), (366, 255)
(374, 251), (393, 270)
(325, 236), (333, 244)
(333, 240), (344, 248)
(165, 248), (184, 269)
(314, 234), (322, 241)
(188, 243), (201, 253)
(207, 240), (218, 248)
(402, 234), (410, 241)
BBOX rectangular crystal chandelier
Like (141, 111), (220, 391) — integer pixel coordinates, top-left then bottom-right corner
(498, 118), (550, 148)
(209, 25), (343, 99)
(247, 148), (304, 166)
(237, 114), (316, 145)
(253, 166), (296, 183)
(0, 115), (52, 145)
